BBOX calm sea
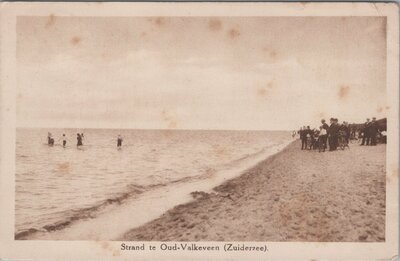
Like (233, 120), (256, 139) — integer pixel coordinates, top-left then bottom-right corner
(15, 128), (292, 238)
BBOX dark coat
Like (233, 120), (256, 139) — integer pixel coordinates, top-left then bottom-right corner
(369, 121), (379, 134)
(328, 123), (339, 136)
(363, 121), (371, 134)
(340, 125), (350, 136)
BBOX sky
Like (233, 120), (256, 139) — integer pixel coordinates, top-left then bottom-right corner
(17, 16), (387, 130)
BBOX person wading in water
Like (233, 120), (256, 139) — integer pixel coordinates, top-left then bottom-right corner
(61, 134), (67, 147)
(47, 132), (54, 146)
(77, 133), (83, 147)
(117, 134), (123, 148)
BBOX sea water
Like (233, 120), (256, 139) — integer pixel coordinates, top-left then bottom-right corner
(15, 128), (292, 239)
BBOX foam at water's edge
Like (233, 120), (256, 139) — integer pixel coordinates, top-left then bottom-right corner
(20, 139), (295, 240)
(15, 174), (213, 239)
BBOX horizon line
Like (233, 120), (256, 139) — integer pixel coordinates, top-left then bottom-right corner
(16, 126), (294, 132)
(15, 117), (387, 132)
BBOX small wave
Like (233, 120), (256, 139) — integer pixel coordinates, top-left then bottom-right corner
(15, 190), (139, 240)
(14, 173), (215, 240)
(14, 228), (41, 240)
(212, 143), (276, 169)
(15, 141), (291, 240)
(16, 138), (293, 240)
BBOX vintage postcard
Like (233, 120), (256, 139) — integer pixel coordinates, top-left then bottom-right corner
(0, 2), (398, 260)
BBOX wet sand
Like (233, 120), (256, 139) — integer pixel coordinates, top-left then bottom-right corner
(121, 140), (386, 242)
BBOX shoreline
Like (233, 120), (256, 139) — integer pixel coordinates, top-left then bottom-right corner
(121, 140), (386, 242)
(19, 140), (294, 240)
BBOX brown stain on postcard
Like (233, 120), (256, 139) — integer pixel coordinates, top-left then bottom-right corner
(154, 17), (164, 26)
(57, 163), (70, 173)
(100, 241), (109, 250)
(161, 109), (178, 129)
(71, 36), (82, 46)
(146, 17), (168, 30)
(338, 85), (350, 99)
(317, 112), (325, 118)
(262, 47), (278, 61)
(300, 2), (309, 8)
(228, 28), (240, 40)
(376, 105), (390, 113)
(209, 19), (222, 31)
(257, 88), (268, 98)
(98, 241), (121, 257)
(256, 81), (274, 99)
(45, 14), (56, 28)
(146, 17), (166, 27)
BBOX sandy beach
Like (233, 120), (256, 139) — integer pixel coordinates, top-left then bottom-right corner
(121, 140), (386, 242)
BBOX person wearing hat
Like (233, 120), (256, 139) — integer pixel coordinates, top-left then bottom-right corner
(341, 121), (350, 144)
(320, 119), (329, 151)
(361, 118), (371, 145)
(334, 118), (340, 149)
(305, 126), (313, 150)
(369, 117), (379, 145)
(300, 126), (307, 150)
(328, 118), (338, 151)
(350, 123), (357, 140)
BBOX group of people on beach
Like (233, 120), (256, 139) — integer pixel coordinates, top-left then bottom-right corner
(358, 117), (384, 146)
(47, 132), (124, 148)
(297, 117), (384, 152)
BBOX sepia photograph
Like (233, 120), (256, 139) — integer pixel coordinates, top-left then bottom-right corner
(14, 14), (389, 241)
(0, 2), (399, 260)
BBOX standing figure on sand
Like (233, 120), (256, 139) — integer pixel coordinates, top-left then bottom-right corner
(361, 118), (371, 146)
(320, 119), (329, 151)
(369, 117), (379, 146)
(328, 118), (339, 151)
(299, 126), (307, 150)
